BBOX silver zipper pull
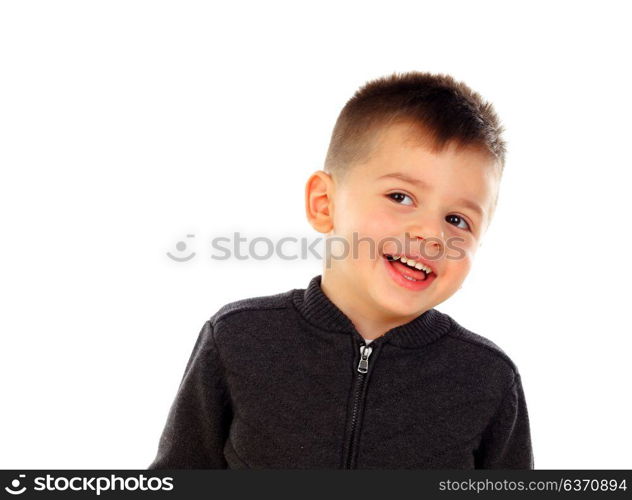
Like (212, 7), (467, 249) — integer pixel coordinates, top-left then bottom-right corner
(357, 345), (373, 374)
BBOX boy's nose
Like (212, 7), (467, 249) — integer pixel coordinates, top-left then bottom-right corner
(406, 219), (445, 252)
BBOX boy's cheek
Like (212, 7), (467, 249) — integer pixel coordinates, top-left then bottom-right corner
(359, 210), (403, 238)
(334, 213), (397, 247)
(444, 233), (476, 261)
(444, 249), (474, 279)
(331, 206), (377, 236)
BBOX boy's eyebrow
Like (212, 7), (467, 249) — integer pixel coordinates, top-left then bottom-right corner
(454, 197), (485, 218)
(377, 171), (485, 218)
(377, 172), (430, 189)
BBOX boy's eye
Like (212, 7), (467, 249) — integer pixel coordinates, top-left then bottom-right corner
(446, 214), (471, 231)
(387, 192), (414, 206)
(388, 193), (472, 232)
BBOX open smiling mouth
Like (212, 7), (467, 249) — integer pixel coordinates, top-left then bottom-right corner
(382, 253), (437, 290)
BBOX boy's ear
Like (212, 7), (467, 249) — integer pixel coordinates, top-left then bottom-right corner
(305, 170), (335, 234)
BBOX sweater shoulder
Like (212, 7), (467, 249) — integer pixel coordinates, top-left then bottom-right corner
(443, 313), (521, 380)
(208, 287), (296, 329)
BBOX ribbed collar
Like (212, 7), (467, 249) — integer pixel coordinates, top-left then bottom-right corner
(292, 274), (453, 348)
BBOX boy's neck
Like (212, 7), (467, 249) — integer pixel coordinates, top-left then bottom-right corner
(320, 270), (424, 341)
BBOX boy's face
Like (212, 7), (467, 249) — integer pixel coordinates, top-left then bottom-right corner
(319, 121), (501, 323)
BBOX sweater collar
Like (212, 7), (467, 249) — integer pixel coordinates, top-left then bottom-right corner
(292, 274), (453, 348)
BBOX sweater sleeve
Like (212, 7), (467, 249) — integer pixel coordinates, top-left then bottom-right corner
(474, 372), (534, 469)
(147, 320), (232, 469)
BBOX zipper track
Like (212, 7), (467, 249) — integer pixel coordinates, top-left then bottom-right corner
(344, 343), (373, 469)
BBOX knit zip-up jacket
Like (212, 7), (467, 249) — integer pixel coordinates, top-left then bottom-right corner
(148, 274), (534, 469)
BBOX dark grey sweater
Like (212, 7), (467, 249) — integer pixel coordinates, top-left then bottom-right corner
(148, 274), (534, 469)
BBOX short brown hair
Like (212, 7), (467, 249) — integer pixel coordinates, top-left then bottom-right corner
(324, 71), (506, 183)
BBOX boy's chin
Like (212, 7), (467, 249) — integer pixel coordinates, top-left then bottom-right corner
(375, 292), (435, 319)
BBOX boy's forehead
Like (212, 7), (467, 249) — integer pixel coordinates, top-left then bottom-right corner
(360, 123), (499, 184)
(371, 120), (494, 166)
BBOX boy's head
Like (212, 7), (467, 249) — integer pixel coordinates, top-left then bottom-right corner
(305, 71), (505, 326)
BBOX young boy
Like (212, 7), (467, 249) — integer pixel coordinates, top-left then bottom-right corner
(148, 71), (534, 469)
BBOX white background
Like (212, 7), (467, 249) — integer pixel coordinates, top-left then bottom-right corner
(1, 0), (630, 469)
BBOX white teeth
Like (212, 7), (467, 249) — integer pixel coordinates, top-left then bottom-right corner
(390, 255), (432, 274)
